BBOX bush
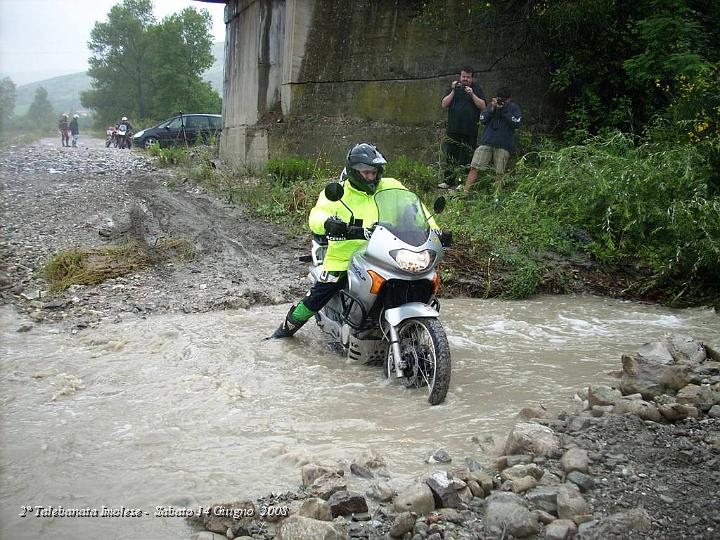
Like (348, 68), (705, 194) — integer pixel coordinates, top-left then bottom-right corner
(385, 155), (439, 194)
(266, 155), (321, 186)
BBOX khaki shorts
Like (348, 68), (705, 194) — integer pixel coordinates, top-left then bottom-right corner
(470, 145), (510, 174)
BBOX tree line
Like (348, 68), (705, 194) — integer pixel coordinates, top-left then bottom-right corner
(0, 0), (220, 134)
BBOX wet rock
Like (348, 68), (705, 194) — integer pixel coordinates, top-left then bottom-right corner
(302, 463), (344, 486)
(561, 447), (590, 473)
(613, 398), (662, 422)
(298, 498), (332, 521)
(484, 492), (540, 538)
(544, 518), (578, 540)
(425, 448), (452, 463)
(658, 402), (698, 421)
(350, 463), (374, 479)
(504, 422), (560, 457)
(389, 511), (415, 538)
(619, 336), (708, 398)
(16, 323), (33, 332)
(496, 454), (533, 470)
(311, 473), (347, 500)
(202, 500), (255, 535)
(709, 405), (720, 418)
(352, 449), (385, 469)
(676, 383), (719, 412)
(328, 490), (368, 517)
(467, 470), (494, 495)
(588, 385), (622, 406)
(425, 470), (469, 509)
(517, 404), (548, 420)
(366, 481), (394, 502)
(276, 515), (346, 540)
(394, 482), (435, 516)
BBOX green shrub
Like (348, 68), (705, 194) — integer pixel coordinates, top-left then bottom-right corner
(385, 155), (439, 194)
(266, 155), (321, 185)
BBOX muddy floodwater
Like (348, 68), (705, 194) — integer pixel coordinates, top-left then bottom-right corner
(1, 295), (718, 539)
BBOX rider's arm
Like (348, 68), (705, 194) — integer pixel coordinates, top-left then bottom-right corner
(309, 192), (348, 235)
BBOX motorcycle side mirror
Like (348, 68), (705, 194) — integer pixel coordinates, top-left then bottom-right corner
(433, 196), (447, 214)
(325, 182), (344, 202)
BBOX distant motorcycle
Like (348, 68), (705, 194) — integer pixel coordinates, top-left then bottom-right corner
(115, 126), (133, 149)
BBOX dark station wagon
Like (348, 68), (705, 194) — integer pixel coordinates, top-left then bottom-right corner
(133, 113), (222, 149)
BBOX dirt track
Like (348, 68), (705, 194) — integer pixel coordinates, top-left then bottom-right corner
(0, 137), (307, 330)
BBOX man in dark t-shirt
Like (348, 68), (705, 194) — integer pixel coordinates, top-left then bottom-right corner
(439, 66), (486, 189)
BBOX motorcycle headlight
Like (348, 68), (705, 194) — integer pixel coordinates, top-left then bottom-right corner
(133, 130), (145, 138)
(390, 249), (434, 273)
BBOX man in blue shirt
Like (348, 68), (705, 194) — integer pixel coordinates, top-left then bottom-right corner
(463, 87), (522, 196)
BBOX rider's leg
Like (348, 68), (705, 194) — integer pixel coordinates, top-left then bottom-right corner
(270, 272), (346, 338)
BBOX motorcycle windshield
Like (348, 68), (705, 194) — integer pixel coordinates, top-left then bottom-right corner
(373, 188), (430, 247)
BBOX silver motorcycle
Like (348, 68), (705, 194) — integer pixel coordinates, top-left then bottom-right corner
(309, 182), (452, 405)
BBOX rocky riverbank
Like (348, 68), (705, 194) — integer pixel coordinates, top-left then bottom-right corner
(192, 335), (720, 540)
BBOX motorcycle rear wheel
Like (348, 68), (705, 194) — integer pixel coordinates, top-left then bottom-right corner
(385, 318), (451, 405)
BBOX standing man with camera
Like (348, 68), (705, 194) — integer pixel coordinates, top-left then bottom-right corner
(463, 86), (522, 196)
(439, 66), (486, 189)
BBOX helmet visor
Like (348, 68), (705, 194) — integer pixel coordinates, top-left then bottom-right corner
(351, 163), (378, 172)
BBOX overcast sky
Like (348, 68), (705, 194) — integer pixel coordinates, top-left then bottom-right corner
(0, 0), (226, 85)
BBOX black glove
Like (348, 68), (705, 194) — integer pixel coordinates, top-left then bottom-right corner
(324, 216), (347, 238)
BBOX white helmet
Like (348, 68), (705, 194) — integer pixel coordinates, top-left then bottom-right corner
(121, 116), (128, 121)
(73, 114), (79, 119)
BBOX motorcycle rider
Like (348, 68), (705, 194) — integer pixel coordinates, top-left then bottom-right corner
(116, 116), (134, 148)
(271, 142), (437, 339)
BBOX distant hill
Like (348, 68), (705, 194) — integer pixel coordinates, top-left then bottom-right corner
(13, 41), (224, 116)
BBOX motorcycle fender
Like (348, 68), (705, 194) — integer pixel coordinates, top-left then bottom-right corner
(384, 303), (439, 327)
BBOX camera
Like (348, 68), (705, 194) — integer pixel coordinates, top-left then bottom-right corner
(454, 82), (465, 91)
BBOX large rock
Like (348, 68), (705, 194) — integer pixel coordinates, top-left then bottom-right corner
(328, 490), (368, 517)
(311, 473), (347, 500)
(425, 470), (468, 509)
(500, 463), (543, 481)
(545, 518), (578, 540)
(352, 449), (386, 469)
(302, 464), (344, 486)
(366, 481), (395, 502)
(484, 492), (540, 538)
(202, 500), (255, 534)
(504, 422), (560, 457)
(588, 385), (622, 406)
(556, 484), (590, 520)
(525, 486), (558, 515)
(298, 498), (332, 521)
(619, 336), (708, 399)
(613, 398), (662, 422)
(676, 383), (720, 412)
(276, 515), (346, 540)
(561, 447), (590, 474)
(393, 482), (435, 516)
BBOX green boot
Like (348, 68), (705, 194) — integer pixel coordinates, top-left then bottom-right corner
(270, 304), (311, 339)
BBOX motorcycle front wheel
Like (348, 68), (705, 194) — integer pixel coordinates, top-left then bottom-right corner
(385, 318), (451, 405)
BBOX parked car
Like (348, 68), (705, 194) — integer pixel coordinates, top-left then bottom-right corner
(133, 113), (222, 149)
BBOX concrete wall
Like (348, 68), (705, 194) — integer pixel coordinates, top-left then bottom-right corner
(220, 0), (555, 166)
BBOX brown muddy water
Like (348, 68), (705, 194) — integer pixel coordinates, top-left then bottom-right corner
(1, 295), (718, 539)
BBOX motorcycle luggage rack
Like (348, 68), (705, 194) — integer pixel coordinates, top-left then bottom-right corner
(339, 290), (367, 330)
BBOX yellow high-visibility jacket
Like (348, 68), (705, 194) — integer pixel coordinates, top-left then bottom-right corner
(308, 177), (438, 272)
